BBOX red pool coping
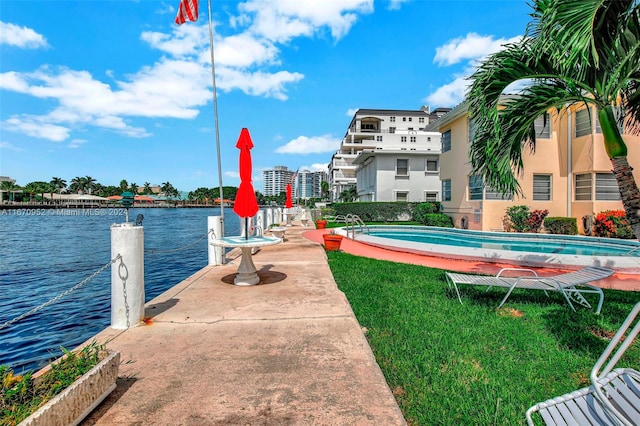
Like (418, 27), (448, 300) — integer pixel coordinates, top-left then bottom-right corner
(303, 229), (640, 292)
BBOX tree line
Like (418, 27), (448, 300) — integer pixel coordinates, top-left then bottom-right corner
(0, 176), (336, 206)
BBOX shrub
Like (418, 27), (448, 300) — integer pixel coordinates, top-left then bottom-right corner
(544, 217), (578, 235)
(420, 213), (454, 227)
(526, 209), (549, 233)
(412, 202), (440, 223)
(331, 202), (418, 222)
(592, 210), (636, 239)
(504, 205), (530, 232)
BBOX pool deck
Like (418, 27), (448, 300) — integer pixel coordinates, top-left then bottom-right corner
(303, 229), (640, 292)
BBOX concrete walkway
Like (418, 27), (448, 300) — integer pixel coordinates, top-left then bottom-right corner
(83, 224), (407, 425)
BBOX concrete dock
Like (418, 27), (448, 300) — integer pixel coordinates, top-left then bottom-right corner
(83, 224), (407, 425)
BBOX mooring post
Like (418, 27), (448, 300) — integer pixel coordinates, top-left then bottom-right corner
(208, 216), (225, 265)
(110, 222), (144, 329)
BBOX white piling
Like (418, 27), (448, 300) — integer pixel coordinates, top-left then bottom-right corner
(110, 222), (144, 329)
(208, 216), (225, 265)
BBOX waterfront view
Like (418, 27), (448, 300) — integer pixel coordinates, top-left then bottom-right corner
(0, 207), (239, 373)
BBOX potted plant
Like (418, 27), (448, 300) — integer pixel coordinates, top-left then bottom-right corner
(322, 230), (343, 251)
(315, 218), (328, 229)
(2, 342), (119, 426)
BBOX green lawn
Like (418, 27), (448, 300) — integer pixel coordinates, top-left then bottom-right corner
(326, 251), (640, 426)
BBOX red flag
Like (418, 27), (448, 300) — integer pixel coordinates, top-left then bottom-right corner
(175, 0), (198, 25)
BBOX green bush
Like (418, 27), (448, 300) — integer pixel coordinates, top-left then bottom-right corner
(412, 202), (440, 223)
(544, 217), (578, 235)
(504, 205), (530, 232)
(331, 202), (417, 222)
(420, 213), (454, 227)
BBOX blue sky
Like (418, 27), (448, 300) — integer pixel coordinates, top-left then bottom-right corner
(0, 0), (531, 193)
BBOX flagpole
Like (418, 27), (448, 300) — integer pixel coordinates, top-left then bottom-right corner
(206, 0), (225, 222)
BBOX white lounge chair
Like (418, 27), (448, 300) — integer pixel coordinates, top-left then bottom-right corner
(444, 266), (615, 313)
(526, 302), (640, 425)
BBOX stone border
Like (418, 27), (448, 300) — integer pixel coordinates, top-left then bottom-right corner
(20, 350), (120, 426)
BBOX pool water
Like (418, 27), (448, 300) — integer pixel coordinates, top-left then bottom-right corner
(364, 226), (640, 257)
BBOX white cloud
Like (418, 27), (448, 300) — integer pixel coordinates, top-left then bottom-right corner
(0, 141), (23, 152)
(434, 32), (521, 66)
(4, 116), (70, 142)
(299, 163), (329, 172)
(0, 1), (372, 143)
(346, 108), (357, 117)
(426, 32), (524, 107)
(68, 139), (87, 149)
(424, 76), (469, 108)
(0, 22), (48, 49)
(275, 134), (340, 154)
(239, 0), (374, 43)
(224, 170), (240, 179)
(388, 0), (409, 11)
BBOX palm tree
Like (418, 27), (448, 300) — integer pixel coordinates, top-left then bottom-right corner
(84, 176), (97, 195)
(467, 0), (640, 239)
(70, 176), (87, 194)
(50, 177), (67, 193)
(321, 181), (329, 201)
(143, 182), (152, 194)
(0, 180), (21, 202)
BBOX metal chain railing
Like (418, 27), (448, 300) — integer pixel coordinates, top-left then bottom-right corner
(0, 254), (122, 331)
(144, 230), (215, 254)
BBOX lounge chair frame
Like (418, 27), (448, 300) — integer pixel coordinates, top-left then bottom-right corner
(526, 302), (640, 425)
(445, 266), (614, 313)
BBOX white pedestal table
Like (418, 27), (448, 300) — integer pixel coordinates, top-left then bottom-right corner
(209, 235), (282, 286)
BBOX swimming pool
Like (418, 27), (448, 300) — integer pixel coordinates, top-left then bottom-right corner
(350, 225), (640, 272)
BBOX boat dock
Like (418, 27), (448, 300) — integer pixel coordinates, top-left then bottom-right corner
(83, 224), (407, 425)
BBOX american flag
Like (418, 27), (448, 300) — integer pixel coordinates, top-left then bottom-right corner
(175, 0), (198, 25)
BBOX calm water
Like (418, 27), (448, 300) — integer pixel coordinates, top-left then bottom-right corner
(0, 207), (240, 373)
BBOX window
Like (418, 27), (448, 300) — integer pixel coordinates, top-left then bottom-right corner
(485, 186), (512, 200)
(534, 113), (551, 138)
(596, 173), (620, 200)
(468, 175), (483, 200)
(389, 127), (396, 134)
(396, 159), (409, 176)
(426, 159), (438, 172)
(442, 180), (451, 201)
(468, 119), (476, 144)
(575, 108), (593, 137)
(401, 136), (407, 142)
(442, 130), (451, 152)
(376, 136), (382, 142)
(361, 123), (376, 132)
(390, 117), (396, 122)
(575, 173), (592, 200)
(409, 117), (412, 122)
(402, 117), (407, 122)
(410, 136), (416, 143)
(419, 117), (425, 123)
(424, 191), (438, 201)
(396, 191), (409, 201)
(533, 174), (551, 200)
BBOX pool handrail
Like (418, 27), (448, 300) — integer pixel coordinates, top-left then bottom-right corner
(345, 214), (369, 239)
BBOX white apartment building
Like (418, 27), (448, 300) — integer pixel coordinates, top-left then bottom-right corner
(329, 107), (449, 202)
(262, 166), (294, 197)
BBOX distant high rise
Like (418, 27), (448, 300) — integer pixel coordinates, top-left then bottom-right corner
(262, 166), (294, 196)
(295, 170), (328, 199)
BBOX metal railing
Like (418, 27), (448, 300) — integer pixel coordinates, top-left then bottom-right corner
(344, 214), (369, 239)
